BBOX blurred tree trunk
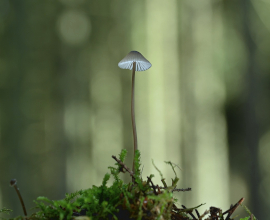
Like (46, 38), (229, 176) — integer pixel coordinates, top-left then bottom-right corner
(0, 1), (67, 216)
(179, 0), (229, 208)
(224, 0), (264, 218)
(241, 0), (261, 217)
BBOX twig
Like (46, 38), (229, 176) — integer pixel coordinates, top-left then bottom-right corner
(195, 209), (200, 219)
(172, 187), (191, 192)
(182, 205), (197, 219)
(159, 186), (191, 192)
(112, 155), (135, 180)
(223, 197), (245, 220)
(147, 176), (158, 195)
(199, 210), (210, 220)
(156, 185), (161, 194)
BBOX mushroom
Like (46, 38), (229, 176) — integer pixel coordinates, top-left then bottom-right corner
(118, 51), (152, 175)
(10, 179), (27, 216)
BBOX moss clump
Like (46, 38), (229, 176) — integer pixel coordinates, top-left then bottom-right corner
(1, 149), (256, 220)
(29, 149), (192, 220)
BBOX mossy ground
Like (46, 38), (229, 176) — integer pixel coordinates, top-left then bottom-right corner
(1, 149), (255, 220)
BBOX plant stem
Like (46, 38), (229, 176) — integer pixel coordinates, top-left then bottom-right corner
(10, 179), (27, 216)
(131, 62), (137, 177)
(14, 185), (27, 216)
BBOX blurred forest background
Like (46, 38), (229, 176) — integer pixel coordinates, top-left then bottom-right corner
(0, 0), (269, 219)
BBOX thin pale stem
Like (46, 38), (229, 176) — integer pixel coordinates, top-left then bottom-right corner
(14, 185), (27, 216)
(131, 62), (137, 177)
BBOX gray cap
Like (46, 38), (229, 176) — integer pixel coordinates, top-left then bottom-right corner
(118, 51), (152, 71)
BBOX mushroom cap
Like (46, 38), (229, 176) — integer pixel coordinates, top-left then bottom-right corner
(118, 51), (152, 71)
(10, 179), (17, 186)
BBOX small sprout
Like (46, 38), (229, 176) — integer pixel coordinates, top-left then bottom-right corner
(118, 51), (152, 177)
(10, 179), (27, 216)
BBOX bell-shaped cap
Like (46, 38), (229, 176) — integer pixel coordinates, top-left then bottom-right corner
(118, 51), (152, 71)
(10, 179), (17, 186)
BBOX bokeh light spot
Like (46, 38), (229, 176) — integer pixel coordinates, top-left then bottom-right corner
(57, 10), (91, 46)
(59, 0), (85, 6)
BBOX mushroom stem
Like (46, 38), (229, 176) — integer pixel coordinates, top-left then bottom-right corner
(131, 61), (138, 175)
(118, 51), (151, 180)
(10, 179), (27, 216)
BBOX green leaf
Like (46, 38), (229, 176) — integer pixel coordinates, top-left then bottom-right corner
(36, 196), (54, 204)
(119, 149), (127, 162)
(152, 159), (164, 179)
(102, 173), (110, 187)
(0, 208), (12, 215)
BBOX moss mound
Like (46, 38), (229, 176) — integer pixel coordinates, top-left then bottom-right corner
(1, 149), (254, 220)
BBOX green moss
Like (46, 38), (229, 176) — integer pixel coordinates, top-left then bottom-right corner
(1, 149), (256, 220)
(27, 149), (178, 219)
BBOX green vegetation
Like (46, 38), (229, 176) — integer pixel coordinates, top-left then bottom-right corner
(1, 149), (256, 220)
(30, 149), (188, 219)
(0, 208), (12, 216)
